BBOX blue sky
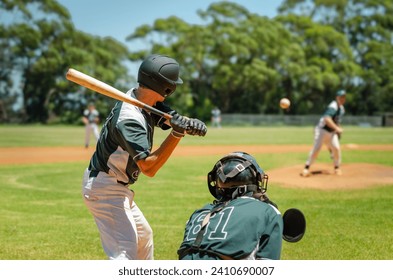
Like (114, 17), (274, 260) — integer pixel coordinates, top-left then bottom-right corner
(57, 0), (282, 46)
(56, 1), (283, 76)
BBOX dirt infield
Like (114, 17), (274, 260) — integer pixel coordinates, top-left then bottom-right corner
(268, 163), (393, 190)
(1, 144), (393, 190)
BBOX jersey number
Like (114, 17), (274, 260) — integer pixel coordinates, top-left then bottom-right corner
(186, 207), (234, 241)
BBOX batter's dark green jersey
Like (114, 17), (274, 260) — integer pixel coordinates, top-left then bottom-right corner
(178, 196), (283, 260)
(89, 89), (154, 185)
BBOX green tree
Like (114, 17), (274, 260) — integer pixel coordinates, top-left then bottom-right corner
(127, 1), (361, 117)
(276, 13), (361, 113)
(0, 24), (16, 121)
(279, 0), (393, 114)
(1, 0), (131, 123)
(127, 2), (302, 118)
(2, 0), (71, 122)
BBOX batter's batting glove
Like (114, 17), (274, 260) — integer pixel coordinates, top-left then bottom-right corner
(170, 114), (188, 137)
(186, 118), (207, 137)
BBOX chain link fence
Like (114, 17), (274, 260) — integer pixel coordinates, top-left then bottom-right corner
(221, 114), (387, 127)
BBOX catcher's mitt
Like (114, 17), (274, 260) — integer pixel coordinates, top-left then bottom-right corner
(282, 208), (306, 243)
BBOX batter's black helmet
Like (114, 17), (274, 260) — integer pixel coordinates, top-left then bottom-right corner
(207, 152), (268, 201)
(137, 54), (183, 97)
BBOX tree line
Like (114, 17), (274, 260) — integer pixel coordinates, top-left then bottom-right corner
(1, 0), (392, 124)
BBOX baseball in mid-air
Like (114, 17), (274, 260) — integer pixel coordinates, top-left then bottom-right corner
(280, 98), (291, 109)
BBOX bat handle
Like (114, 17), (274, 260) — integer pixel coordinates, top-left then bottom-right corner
(142, 104), (173, 120)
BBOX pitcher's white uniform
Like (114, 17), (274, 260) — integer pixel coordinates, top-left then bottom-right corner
(301, 90), (346, 176)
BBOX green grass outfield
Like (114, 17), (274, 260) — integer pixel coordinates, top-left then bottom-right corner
(0, 125), (392, 259)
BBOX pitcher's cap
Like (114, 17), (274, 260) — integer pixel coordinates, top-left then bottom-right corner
(336, 89), (346, 96)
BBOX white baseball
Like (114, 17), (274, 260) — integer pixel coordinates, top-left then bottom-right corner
(280, 98), (290, 109)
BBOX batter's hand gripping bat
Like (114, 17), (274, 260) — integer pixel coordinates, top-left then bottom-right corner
(66, 68), (173, 120)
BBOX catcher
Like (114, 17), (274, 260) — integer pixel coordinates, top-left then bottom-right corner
(178, 152), (305, 260)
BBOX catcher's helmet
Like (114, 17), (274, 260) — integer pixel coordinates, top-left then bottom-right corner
(207, 152), (268, 201)
(137, 54), (183, 97)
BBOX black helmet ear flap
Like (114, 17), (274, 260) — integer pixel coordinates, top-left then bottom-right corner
(207, 160), (230, 201)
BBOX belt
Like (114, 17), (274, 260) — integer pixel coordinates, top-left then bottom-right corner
(88, 170), (129, 186)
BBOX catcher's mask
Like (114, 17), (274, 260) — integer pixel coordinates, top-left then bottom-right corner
(138, 54), (183, 97)
(207, 152), (268, 201)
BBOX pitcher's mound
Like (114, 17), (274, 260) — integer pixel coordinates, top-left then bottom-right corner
(267, 163), (393, 190)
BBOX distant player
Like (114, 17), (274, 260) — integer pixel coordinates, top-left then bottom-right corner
(211, 107), (221, 128)
(178, 152), (283, 260)
(301, 90), (347, 177)
(82, 103), (100, 148)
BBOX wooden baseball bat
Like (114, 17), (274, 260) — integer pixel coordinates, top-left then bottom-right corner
(66, 68), (173, 120)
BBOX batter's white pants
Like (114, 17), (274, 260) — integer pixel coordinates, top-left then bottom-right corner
(85, 123), (100, 146)
(82, 168), (154, 260)
(305, 127), (341, 168)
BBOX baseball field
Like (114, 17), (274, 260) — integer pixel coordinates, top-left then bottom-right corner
(0, 125), (392, 260)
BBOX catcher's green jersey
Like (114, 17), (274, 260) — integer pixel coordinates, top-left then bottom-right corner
(178, 196), (283, 260)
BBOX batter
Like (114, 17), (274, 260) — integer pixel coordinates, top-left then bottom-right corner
(82, 54), (207, 260)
